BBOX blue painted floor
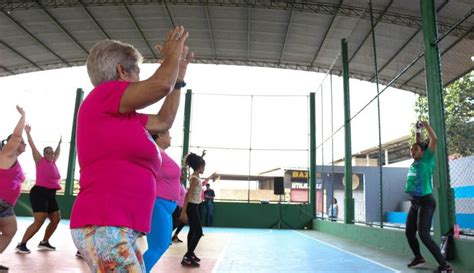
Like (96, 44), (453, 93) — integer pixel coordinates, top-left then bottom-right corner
(212, 229), (397, 273)
(4, 218), (469, 272)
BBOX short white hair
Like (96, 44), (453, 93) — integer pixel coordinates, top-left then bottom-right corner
(86, 40), (143, 87)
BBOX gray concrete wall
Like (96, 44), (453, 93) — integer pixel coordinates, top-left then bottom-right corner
(316, 165), (408, 223)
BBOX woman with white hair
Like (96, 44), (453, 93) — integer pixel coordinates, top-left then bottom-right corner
(70, 26), (193, 272)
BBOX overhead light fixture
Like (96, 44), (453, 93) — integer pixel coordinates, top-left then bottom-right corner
(471, 56), (474, 62)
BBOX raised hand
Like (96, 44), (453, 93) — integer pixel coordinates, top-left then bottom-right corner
(211, 172), (219, 181)
(16, 105), (25, 116)
(178, 45), (194, 81)
(156, 26), (189, 62)
(25, 124), (32, 134)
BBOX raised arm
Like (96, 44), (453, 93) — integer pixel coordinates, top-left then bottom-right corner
(201, 172), (219, 187)
(119, 26), (189, 114)
(54, 136), (62, 161)
(24, 125), (42, 163)
(0, 106), (26, 167)
(415, 121), (422, 144)
(146, 40), (194, 134)
(421, 121), (437, 152)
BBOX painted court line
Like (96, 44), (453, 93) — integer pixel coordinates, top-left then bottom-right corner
(293, 230), (400, 273)
(211, 235), (233, 273)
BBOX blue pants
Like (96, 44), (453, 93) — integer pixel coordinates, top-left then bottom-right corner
(143, 198), (177, 273)
(205, 201), (214, 226)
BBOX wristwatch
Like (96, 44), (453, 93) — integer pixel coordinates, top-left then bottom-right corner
(174, 80), (186, 89)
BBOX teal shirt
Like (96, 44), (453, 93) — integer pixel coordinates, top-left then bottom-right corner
(405, 149), (435, 196)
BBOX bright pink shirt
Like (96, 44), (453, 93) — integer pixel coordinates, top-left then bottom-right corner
(70, 81), (161, 233)
(155, 149), (181, 201)
(0, 161), (25, 205)
(177, 183), (186, 208)
(200, 179), (208, 202)
(35, 158), (61, 190)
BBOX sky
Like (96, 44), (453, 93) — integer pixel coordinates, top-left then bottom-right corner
(0, 63), (418, 182)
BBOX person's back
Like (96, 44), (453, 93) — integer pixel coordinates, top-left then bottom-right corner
(72, 80), (160, 232)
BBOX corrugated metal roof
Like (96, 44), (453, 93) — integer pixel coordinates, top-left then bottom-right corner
(0, 0), (472, 94)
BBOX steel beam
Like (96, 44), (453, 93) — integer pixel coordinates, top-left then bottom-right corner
(278, 0), (295, 65)
(0, 40), (43, 70)
(399, 27), (472, 89)
(348, 0), (393, 64)
(34, 0), (89, 54)
(205, 5), (217, 60)
(80, 0), (111, 39)
(2, 10), (71, 66)
(123, 3), (158, 60)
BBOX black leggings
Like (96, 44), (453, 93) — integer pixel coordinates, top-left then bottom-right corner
(405, 194), (447, 266)
(172, 206), (184, 236)
(186, 203), (202, 257)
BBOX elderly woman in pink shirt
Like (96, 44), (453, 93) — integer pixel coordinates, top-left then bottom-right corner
(0, 106), (26, 271)
(70, 25), (193, 272)
(16, 125), (62, 254)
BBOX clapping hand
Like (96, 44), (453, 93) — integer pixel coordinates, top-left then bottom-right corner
(156, 26), (189, 62)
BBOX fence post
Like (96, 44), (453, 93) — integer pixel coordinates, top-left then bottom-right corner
(181, 89), (192, 187)
(341, 38), (354, 224)
(65, 88), (83, 196)
(310, 92), (316, 217)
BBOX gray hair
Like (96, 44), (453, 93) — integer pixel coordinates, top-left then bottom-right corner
(86, 40), (143, 87)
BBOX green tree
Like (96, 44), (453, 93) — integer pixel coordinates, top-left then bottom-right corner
(413, 71), (474, 156)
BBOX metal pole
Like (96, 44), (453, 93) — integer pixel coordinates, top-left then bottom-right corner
(341, 38), (354, 224)
(248, 95), (254, 203)
(310, 92), (316, 217)
(420, 0), (454, 238)
(330, 72), (335, 218)
(320, 87), (325, 218)
(181, 89), (192, 187)
(369, 0), (384, 228)
(65, 88), (83, 196)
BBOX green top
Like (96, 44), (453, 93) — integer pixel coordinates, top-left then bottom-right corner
(405, 149), (435, 196)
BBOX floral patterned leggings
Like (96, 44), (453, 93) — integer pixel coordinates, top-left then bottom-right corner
(71, 226), (145, 273)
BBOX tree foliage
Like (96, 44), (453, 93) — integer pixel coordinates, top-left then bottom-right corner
(413, 72), (474, 156)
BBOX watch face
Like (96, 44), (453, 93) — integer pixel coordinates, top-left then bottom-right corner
(175, 81), (186, 89)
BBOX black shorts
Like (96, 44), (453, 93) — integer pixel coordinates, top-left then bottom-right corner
(29, 185), (59, 213)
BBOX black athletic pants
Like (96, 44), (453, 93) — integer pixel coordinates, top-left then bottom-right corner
(405, 194), (447, 266)
(186, 203), (202, 257)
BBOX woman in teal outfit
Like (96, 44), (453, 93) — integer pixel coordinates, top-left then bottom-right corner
(404, 121), (452, 273)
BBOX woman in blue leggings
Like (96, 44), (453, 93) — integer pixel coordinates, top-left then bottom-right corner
(143, 130), (182, 272)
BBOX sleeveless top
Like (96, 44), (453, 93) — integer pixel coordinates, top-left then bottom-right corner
(35, 158), (61, 189)
(0, 161), (25, 205)
(188, 175), (202, 204)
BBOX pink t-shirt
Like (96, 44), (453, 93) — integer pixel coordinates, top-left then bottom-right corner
(0, 161), (25, 205)
(70, 80), (161, 233)
(177, 183), (186, 208)
(155, 149), (181, 201)
(35, 158), (61, 190)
